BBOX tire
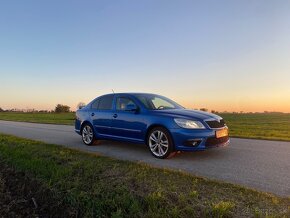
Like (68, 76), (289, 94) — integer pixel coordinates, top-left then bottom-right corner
(81, 124), (95, 145)
(147, 127), (176, 159)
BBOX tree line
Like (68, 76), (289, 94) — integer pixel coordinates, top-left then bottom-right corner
(0, 105), (286, 114)
(0, 104), (72, 113)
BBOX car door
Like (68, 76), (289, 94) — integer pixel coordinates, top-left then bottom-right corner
(111, 96), (146, 141)
(90, 94), (114, 136)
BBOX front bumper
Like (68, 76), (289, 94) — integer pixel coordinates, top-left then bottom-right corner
(169, 127), (230, 151)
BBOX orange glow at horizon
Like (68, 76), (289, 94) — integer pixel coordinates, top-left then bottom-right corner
(1, 95), (290, 113)
(179, 98), (290, 113)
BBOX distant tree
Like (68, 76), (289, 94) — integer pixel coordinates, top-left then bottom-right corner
(77, 102), (86, 109)
(200, 108), (208, 112)
(55, 104), (70, 113)
(0, 107), (4, 112)
(27, 108), (37, 113)
(39, 110), (49, 113)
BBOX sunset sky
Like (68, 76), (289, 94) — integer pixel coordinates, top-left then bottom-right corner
(0, 0), (290, 112)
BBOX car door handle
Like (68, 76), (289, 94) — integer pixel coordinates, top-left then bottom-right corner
(91, 113), (95, 116)
(113, 114), (118, 118)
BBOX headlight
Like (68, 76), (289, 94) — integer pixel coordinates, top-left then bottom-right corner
(174, 118), (205, 129)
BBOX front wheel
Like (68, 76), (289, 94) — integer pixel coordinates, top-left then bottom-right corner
(147, 127), (176, 159)
(81, 124), (95, 145)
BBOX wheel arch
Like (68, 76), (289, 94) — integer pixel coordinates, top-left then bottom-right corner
(145, 124), (176, 150)
(80, 121), (94, 134)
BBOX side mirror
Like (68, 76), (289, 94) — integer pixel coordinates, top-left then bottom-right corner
(125, 104), (138, 112)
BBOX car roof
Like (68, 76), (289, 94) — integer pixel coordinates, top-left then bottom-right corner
(99, 92), (157, 96)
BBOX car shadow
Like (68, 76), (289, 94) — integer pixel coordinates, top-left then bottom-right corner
(90, 139), (230, 161)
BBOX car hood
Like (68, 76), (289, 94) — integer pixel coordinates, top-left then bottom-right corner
(151, 109), (222, 121)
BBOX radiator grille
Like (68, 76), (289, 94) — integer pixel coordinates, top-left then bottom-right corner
(205, 119), (226, 128)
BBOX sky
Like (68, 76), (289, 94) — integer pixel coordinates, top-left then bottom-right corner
(0, 0), (290, 112)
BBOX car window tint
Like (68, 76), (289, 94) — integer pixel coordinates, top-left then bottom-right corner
(98, 95), (114, 110)
(91, 99), (100, 109)
(116, 97), (135, 110)
(137, 96), (151, 109)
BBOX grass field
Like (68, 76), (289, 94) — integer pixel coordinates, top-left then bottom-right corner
(0, 112), (289, 141)
(0, 112), (75, 125)
(0, 134), (289, 217)
(220, 113), (290, 141)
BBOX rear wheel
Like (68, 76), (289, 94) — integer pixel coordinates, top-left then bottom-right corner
(147, 127), (176, 159)
(81, 124), (95, 145)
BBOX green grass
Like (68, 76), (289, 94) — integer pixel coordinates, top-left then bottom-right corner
(0, 134), (289, 217)
(0, 112), (75, 125)
(0, 112), (289, 141)
(220, 113), (290, 141)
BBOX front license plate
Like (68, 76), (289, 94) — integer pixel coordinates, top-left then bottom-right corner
(216, 128), (228, 138)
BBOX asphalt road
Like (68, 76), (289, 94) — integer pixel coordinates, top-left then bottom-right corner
(0, 120), (289, 197)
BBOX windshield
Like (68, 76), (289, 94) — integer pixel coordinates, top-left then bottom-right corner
(135, 94), (184, 110)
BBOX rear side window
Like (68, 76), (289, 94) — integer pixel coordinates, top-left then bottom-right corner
(91, 99), (100, 109)
(97, 95), (114, 110)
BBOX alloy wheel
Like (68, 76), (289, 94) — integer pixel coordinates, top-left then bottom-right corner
(148, 130), (169, 157)
(82, 125), (94, 145)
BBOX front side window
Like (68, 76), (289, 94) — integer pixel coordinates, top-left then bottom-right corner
(116, 97), (136, 111)
(97, 95), (114, 110)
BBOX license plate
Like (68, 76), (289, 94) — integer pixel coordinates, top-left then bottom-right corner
(216, 128), (228, 138)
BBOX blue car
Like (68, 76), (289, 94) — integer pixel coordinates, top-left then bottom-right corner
(75, 93), (229, 159)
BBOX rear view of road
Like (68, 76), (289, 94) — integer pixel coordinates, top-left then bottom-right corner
(0, 120), (289, 197)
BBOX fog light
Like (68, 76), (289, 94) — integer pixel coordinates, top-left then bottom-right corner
(183, 139), (202, 147)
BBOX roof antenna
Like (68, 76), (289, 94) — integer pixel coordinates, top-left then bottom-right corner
(111, 89), (115, 94)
